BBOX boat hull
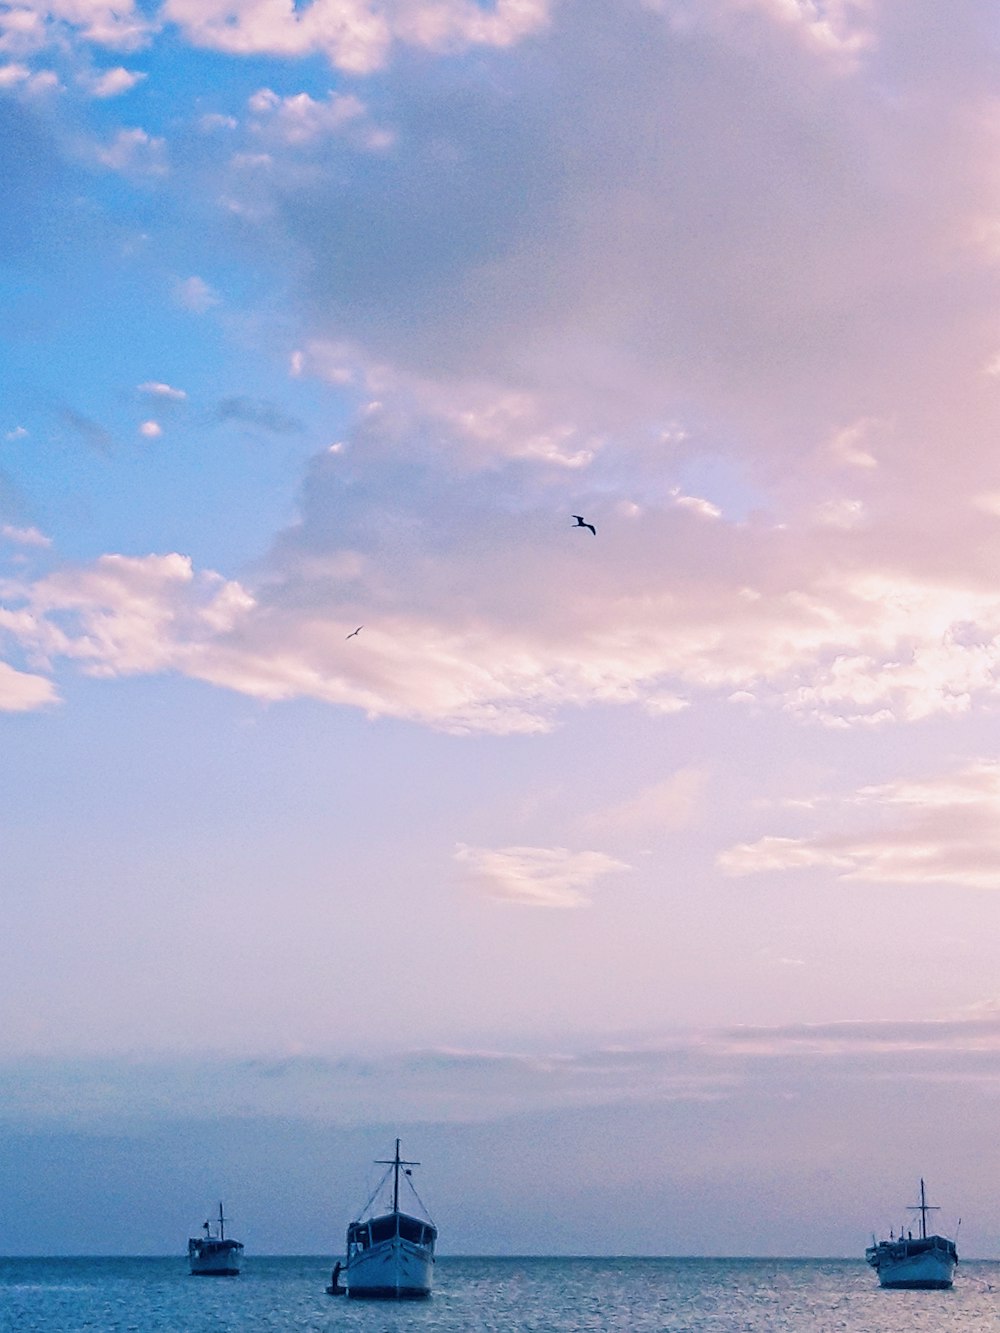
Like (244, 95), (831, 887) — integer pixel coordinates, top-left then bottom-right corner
(345, 1237), (433, 1299)
(866, 1240), (956, 1289)
(188, 1240), (243, 1276)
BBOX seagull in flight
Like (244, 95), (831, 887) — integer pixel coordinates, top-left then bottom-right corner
(346, 626), (363, 640)
(572, 515), (596, 535)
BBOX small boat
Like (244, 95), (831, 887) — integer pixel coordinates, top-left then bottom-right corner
(865, 1179), (958, 1289)
(188, 1202), (244, 1276)
(334, 1139), (437, 1299)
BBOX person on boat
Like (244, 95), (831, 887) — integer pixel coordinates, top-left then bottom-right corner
(330, 1261), (342, 1290)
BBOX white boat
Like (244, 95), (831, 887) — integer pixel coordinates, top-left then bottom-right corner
(188, 1202), (244, 1276)
(865, 1179), (958, 1289)
(337, 1139), (437, 1299)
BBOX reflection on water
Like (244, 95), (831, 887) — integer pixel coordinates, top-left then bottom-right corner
(1, 1255), (999, 1332)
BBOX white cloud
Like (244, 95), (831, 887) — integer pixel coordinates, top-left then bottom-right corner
(3, 552), (254, 679)
(26, 65), (57, 91)
(719, 835), (856, 876)
(297, 348), (598, 466)
(139, 419), (161, 438)
(827, 419), (879, 470)
(0, 1), (150, 55)
(86, 65), (145, 97)
(718, 760), (1000, 889)
(0, 11), (44, 58)
(96, 126), (166, 174)
(138, 381), (187, 401)
(0, 61), (31, 85)
(8, 505), (1000, 735)
(5, 426), (29, 441)
(744, 0), (873, 69)
(670, 488), (722, 520)
(172, 275), (219, 313)
(0, 660), (57, 711)
(433, 390), (594, 468)
(247, 86), (394, 152)
(2, 524), (51, 548)
(774, 574), (1000, 727)
(454, 843), (628, 908)
(0, 60), (58, 91)
(199, 111), (238, 131)
(644, 693), (690, 716)
(162, 0), (549, 74)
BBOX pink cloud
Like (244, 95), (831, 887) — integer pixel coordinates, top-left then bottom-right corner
(162, 0), (548, 73)
(454, 843), (628, 908)
(719, 760), (1000, 889)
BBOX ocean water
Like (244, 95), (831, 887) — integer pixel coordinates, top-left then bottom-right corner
(2, 1255), (1000, 1332)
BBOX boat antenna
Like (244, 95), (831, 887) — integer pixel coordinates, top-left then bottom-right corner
(908, 1179), (939, 1240)
(375, 1139), (419, 1215)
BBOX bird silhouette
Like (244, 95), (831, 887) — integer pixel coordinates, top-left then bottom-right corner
(346, 626), (363, 640)
(572, 515), (596, 535)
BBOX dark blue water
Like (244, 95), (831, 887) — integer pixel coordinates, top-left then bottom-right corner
(2, 1256), (1000, 1331)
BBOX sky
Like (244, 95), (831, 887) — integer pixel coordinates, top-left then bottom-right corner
(5, 0), (1000, 1258)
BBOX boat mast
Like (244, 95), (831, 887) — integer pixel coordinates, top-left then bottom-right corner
(908, 1179), (939, 1240)
(375, 1139), (420, 1215)
(218, 1202), (225, 1242)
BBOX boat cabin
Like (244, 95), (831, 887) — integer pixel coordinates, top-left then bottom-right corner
(347, 1212), (437, 1257)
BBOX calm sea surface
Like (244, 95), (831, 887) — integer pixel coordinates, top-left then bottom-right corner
(2, 1256), (1000, 1332)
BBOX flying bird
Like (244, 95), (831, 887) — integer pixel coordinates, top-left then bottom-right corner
(346, 626), (363, 640)
(572, 515), (596, 535)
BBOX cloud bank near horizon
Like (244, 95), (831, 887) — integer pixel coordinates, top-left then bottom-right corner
(10, 1010), (1000, 1132)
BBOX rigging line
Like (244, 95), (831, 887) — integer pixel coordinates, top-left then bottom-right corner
(405, 1176), (436, 1227)
(357, 1164), (394, 1220)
